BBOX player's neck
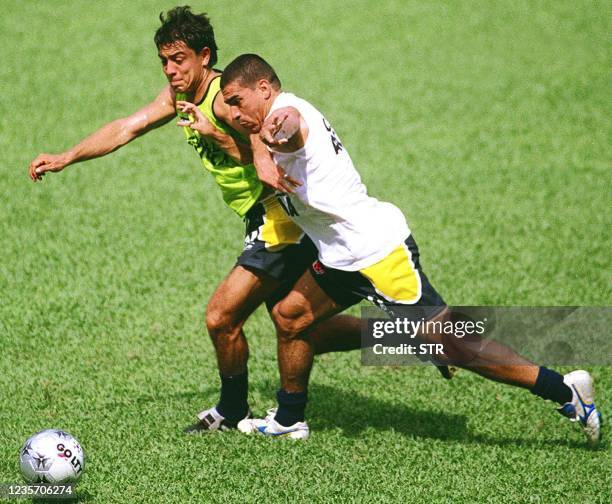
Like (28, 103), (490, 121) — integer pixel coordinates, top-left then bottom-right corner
(192, 67), (220, 103)
(263, 89), (282, 118)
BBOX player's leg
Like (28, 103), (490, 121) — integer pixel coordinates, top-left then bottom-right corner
(309, 314), (362, 354)
(272, 270), (344, 394)
(186, 265), (281, 432)
(188, 198), (298, 432)
(368, 234), (601, 446)
(239, 269), (345, 439)
(334, 233), (600, 446)
(190, 198), (362, 433)
(420, 307), (601, 446)
(259, 230), (384, 360)
(374, 237), (558, 389)
(421, 307), (539, 386)
(206, 265), (279, 375)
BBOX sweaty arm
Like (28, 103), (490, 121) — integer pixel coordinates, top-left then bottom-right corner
(29, 86), (176, 181)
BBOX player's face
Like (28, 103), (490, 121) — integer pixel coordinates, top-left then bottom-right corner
(158, 41), (210, 93)
(222, 80), (268, 133)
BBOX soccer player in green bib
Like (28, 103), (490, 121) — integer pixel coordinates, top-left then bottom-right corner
(27, 6), (374, 431)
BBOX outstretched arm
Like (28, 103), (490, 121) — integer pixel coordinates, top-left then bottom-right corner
(29, 86), (176, 181)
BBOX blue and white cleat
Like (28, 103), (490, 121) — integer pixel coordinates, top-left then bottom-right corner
(558, 370), (602, 448)
(238, 409), (310, 440)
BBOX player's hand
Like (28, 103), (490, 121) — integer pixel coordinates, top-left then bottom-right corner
(260, 109), (300, 147)
(176, 101), (215, 136)
(254, 155), (301, 194)
(28, 153), (70, 182)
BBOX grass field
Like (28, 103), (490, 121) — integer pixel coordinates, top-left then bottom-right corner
(1, 0), (610, 502)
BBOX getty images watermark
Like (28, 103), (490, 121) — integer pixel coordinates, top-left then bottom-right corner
(361, 306), (612, 366)
(369, 313), (486, 357)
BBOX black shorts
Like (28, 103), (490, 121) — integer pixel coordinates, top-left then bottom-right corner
(236, 199), (317, 310)
(309, 235), (446, 319)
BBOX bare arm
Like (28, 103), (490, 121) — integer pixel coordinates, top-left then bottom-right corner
(250, 133), (301, 193)
(29, 86), (176, 181)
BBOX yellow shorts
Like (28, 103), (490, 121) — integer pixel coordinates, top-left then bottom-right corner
(309, 235), (446, 314)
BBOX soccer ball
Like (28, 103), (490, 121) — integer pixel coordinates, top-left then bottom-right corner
(20, 429), (85, 484)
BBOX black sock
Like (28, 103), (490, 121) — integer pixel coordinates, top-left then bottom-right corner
(216, 372), (249, 421)
(274, 389), (308, 427)
(530, 367), (573, 405)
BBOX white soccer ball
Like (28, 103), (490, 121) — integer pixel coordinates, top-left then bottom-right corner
(20, 429), (85, 484)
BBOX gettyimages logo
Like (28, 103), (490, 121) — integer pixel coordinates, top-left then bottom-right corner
(361, 306), (611, 366)
(371, 316), (487, 339)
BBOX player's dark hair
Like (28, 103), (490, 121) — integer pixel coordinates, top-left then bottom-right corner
(221, 54), (281, 90)
(154, 6), (218, 65)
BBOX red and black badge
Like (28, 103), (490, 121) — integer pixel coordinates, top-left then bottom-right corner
(312, 260), (326, 276)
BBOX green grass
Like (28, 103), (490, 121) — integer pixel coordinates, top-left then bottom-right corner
(1, 0), (610, 502)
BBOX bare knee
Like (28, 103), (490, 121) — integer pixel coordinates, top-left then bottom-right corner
(271, 302), (314, 339)
(205, 304), (244, 345)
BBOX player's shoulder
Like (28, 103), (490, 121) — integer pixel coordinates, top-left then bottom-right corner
(153, 84), (178, 114)
(273, 92), (320, 119)
(131, 84), (176, 125)
(212, 82), (227, 114)
(157, 84), (176, 102)
(274, 91), (304, 108)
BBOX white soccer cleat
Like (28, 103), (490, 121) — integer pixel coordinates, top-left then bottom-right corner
(237, 417), (267, 434)
(558, 370), (602, 448)
(238, 408), (310, 440)
(184, 406), (251, 434)
(237, 408), (275, 433)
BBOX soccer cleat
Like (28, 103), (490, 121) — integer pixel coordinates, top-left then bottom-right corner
(557, 370), (602, 448)
(184, 406), (252, 434)
(237, 408), (276, 434)
(238, 408), (310, 440)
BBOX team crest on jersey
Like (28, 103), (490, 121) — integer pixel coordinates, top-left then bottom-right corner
(312, 260), (325, 276)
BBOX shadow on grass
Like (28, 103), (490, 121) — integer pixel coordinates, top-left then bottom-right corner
(305, 383), (592, 450)
(136, 385), (593, 451)
(165, 386), (468, 442)
(308, 383), (469, 442)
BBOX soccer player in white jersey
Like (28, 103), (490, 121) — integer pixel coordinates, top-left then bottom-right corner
(215, 54), (601, 445)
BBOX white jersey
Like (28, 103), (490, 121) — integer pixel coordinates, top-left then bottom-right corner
(268, 92), (410, 271)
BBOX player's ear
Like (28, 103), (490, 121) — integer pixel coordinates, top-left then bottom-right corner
(258, 79), (272, 99)
(199, 46), (211, 67)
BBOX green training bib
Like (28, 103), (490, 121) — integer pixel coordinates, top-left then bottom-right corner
(177, 76), (263, 217)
